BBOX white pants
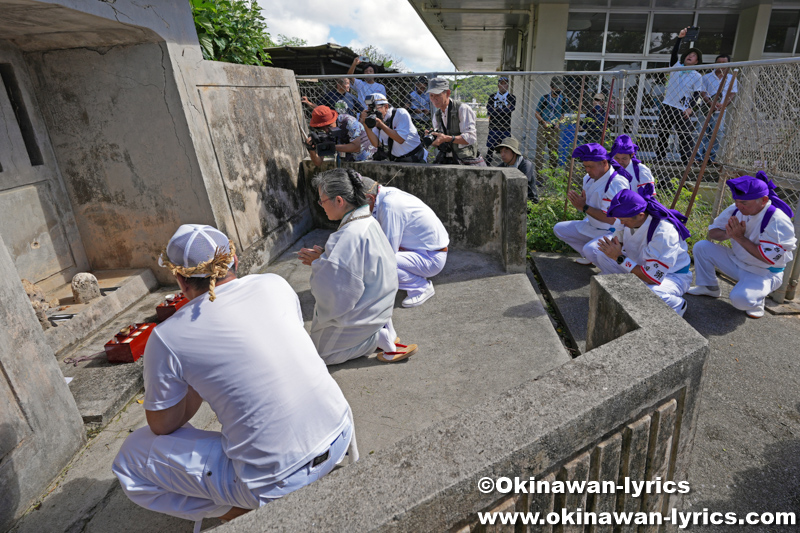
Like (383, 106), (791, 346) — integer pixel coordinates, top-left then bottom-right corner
(592, 250), (691, 313)
(692, 240), (784, 314)
(112, 419), (353, 521)
(553, 220), (612, 259)
(396, 250), (447, 297)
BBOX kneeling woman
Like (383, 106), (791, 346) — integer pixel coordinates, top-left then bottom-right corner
(299, 168), (417, 364)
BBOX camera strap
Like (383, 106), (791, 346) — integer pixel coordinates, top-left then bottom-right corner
(384, 108), (398, 157)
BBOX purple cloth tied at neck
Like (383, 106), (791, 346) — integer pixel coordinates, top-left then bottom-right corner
(727, 172), (794, 218)
(607, 189), (691, 241)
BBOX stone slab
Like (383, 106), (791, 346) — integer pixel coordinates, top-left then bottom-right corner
(265, 230), (571, 454)
(764, 297), (800, 315)
(45, 269), (159, 356)
(58, 287), (180, 428)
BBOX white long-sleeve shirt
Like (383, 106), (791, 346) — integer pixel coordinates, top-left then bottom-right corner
(372, 186), (449, 252)
(576, 168), (631, 237)
(614, 215), (690, 284)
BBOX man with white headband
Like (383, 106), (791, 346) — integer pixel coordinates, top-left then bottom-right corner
(688, 172), (796, 318)
(112, 224), (356, 529)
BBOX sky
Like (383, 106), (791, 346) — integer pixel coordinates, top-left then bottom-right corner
(256, 0), (456, 73)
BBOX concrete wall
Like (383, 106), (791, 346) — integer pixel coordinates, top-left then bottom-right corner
(733, 3), (772, 61)
(303, 161), (527, 273)
(219, 275), (708, 532)
(0, 232), (86, 531)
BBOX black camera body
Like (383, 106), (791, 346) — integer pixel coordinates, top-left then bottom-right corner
(307, 128), (346, 157)
(363, 95), (385, 129)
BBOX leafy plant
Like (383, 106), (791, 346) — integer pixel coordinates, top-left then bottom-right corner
(527, 167), (585, 253)
(354, 45), (406, 71)
(190, 0), (272, 66)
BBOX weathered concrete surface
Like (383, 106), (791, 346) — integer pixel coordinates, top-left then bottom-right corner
(529, 253), (800, 531)
(9, 394), (222, 533)
(44, 269), (159, 356)
(58, 287), (179, 428)
(265, 231), (570, 453)
(305, 161), (528, 273)
(0, 232), (85, 531)
(218, 275), (707, 532)
(0, 40), (90, 291)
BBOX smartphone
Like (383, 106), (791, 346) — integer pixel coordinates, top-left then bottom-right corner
(358, 55), (370, 62)
(684, 26), (699, 41)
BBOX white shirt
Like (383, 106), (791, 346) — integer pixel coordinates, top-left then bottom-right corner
(432, 101), (478, 145)
(701, 71), (738, 103)
(310, 205), (398, 358)
(614, 215), (691, 284)
(577, 168), (631, 237)
(709, 202), (797, 275)
(143, 274), (351, 486)
(372, 107), (422, 158)
(625, 160), (655, 192)
(353, 79), (387, 106)
(372, 186), (449, 252)
(663, 63), (702, 111)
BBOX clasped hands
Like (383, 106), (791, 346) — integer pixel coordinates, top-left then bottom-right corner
(298, 245), (324, 266)
(597, 236), (623, 260)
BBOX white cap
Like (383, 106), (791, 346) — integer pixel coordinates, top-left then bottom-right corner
(159, 224), (233, 277)
(366, 93), (389, 106)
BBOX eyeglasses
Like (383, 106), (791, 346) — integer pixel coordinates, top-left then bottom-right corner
(318, 196), (333, 207)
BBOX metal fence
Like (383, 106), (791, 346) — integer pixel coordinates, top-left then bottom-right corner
(296, 57), (800, 239)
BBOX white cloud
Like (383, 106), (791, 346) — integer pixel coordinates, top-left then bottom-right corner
(257, 0), (454, 72)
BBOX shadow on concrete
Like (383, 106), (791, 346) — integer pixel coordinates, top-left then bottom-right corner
(687, 438), (800, 531)
(0, 423), (20, 532)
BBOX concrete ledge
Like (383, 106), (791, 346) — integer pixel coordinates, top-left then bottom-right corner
(220, 276), (708, 532)
(302, 161), (528, 272)
(44, 269), (158, 356)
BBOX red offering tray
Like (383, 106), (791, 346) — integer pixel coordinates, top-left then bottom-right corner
(104, 323), (156, 364)
(156, 293), (189, 322)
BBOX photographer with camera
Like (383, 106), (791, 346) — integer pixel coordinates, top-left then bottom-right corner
(305, 105), (376, 167)
(426, 77), (486, 166)
(360, 93), (426, 164)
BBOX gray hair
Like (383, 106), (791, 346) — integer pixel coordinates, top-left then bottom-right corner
(360, 175), (378, 195)
(312, 168), (368, 208)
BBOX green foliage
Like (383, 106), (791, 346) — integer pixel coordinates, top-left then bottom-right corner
(355, 45), (406, 71)
(667, 178), (715, 254)
(275, 34), (308, 47)
(453, 75), (497, 105)
(527, 168), (585, 253)
(190, 0), (272, 66)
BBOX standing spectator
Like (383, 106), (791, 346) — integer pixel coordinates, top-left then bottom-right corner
(698, 54), (737, 163)
(347, 57), (387, 107)
(312, 77), (364, 118)
(408, 76), (433, 134)
(304, 106), (375, 167)
(535, 79), (568, 175)
(427, 77), (485, 166)
(582, 93), (606, 145)
(654, 27), (703, 164)
(485, 76), (516, 165)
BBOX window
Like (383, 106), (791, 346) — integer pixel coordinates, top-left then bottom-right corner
(566, 13), (606, 53)
(764, 10), (800, 54)
(695, 14), (739, 56)
(649, 13), (695, 55)
(606, 13), (648, 54)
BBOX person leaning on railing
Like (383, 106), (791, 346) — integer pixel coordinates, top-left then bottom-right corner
(654, 27), (703, 165)
(426, 77), (486, 166)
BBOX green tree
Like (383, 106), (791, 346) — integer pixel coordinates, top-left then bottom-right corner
(275, 34), (308, 47)
(190, 0), (272, 66)
(355, 45), (407, 72)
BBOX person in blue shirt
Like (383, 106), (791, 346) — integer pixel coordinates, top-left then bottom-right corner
(535, 80), (568, 176)
(485, 76), (516, 165)
(302, 78), (363, 118)
(408, 76), (432, 135)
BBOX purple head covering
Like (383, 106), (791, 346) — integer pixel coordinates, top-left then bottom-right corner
(727, 172), (794, 218)
(609, 135), (640, 160)
(607, 190), (691, 241)
(572, 143), (608, 161)
(609, 159), (633, 184)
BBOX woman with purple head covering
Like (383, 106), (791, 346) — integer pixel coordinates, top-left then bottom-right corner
(688, 172), (797, 318)
(587, 189), (692, 316)
(610, 134), (657, 195)
(553, 143), (632, 264)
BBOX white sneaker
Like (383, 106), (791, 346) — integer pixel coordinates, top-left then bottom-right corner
(402, 283), (435, 308)
(677, 301), (688, 317)
(687, 285), (721, 298)
(746, 308), (765, 319)
(574, 256), (593, 265)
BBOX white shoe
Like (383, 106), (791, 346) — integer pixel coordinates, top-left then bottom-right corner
(677, 301), (687, 317)
(687, 285), (721, 298)
(574, 256), (593, 265)
(402, 283), (435, 308)
(746, 308), (764, 319)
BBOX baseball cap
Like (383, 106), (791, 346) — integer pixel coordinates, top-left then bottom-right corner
(366, 93), (389, 106)
(427, 77), (450, 94)
(160, 224), (234, 278)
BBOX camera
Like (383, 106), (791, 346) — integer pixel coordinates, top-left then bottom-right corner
(307, 128), (345, 157)
(364, 95), (384, 129)
(421, 132), (438, 148)
(372, 147), (390, 161)
(358, 55), (370, 62)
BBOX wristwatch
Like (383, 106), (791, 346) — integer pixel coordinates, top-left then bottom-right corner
(582, 204), (589, 213)
(616, 255), (626, 265)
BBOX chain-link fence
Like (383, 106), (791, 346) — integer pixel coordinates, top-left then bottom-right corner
(296, 58), (800, 239)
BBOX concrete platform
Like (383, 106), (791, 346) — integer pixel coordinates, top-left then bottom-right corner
(58, 287), (179, 428)
(12, 237), (570, 532)
(265, 229), (571, 453)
